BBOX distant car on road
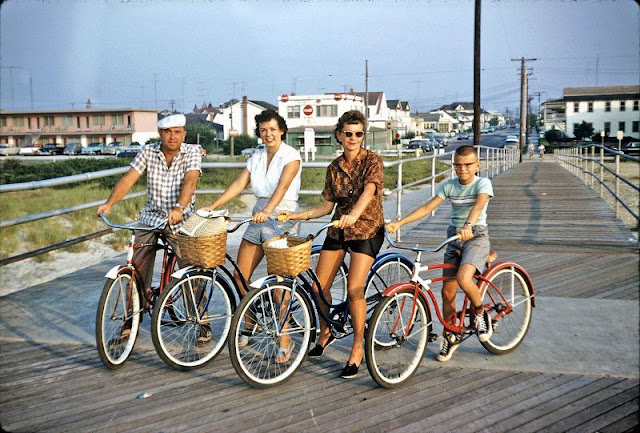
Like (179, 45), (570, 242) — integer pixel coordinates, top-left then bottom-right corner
(40, 143), (65, 155)
(116, 145), (141, 158)
(457, 132), (470, 140)
(102, 142), (123, 155)
(504, 136), (519, 149)
(0, 144), (20, 156)
(480, 128), (489, 134)
(241, 145), (264, 157)
(81, 143), (105, 155)
(408, 139), (433, 153)
(18, 143), (41, 156)
(63, 143), (82, 155)
(621, 141), (640, 156)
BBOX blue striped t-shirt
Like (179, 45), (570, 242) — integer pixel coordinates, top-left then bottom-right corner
(436, 176), (494, 227)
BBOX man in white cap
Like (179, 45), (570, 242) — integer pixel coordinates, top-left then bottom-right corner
(97, 113), (203, 340)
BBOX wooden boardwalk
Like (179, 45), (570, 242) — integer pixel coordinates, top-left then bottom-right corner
(1, 158), (638, 432)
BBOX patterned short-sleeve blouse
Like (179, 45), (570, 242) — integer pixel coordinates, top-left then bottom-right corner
(322, 147), (384, 241)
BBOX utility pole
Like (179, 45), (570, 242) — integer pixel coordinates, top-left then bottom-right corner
(230, 82), (237, 157)
(511, 57), (536, 162)
(473, 0), (481, 148)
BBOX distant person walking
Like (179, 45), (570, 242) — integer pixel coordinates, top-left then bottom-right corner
(538, 143), (545, 159)
(528, 142), (534, 158)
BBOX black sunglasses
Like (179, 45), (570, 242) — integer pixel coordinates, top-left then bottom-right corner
(342, 131), (365, 138)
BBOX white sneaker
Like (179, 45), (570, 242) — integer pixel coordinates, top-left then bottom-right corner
(474, 309), (493, 343)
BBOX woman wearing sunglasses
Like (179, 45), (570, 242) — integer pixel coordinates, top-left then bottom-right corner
(278, 110), (384, 378)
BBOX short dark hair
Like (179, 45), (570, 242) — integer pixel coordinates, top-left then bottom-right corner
(455, 145), (478, 158)
(254, 109), (288, 139)
(335, 110), (366, 144)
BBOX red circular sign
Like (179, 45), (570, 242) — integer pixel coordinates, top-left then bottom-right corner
(334, 93), (342, 101)
(395, 133), (400, 139)
(303, 105), (313, 116)
(281, 94), (289, 102)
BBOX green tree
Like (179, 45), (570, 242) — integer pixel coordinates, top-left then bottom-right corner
(489, 117), (499, 126)
(573, 121), (594, 140)
(186, 122), (218, 154)
(403, 131), (416, 139)
(544, 128), (564, 143)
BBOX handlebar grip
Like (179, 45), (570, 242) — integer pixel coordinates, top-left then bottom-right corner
(332, 220), (340, 227)
(277, 215), (287, 222)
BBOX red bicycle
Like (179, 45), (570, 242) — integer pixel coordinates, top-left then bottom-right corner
(365, 231), (535, 388)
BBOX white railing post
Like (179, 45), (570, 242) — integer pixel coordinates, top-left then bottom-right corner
(615, 152), (620, 217)
(396, 161), (403, 222)
(599, 146), (604, 198)
(431, 156), (436, 216)
(590, 145), (595, 188)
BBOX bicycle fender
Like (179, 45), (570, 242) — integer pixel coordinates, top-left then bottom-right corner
(480, 261), (536, 307)
(250, 275), (294, 289)
(105, 265), (126, 279)
(171, 266), (197, 279)
(375, 251), (412, 267)
(381, 281), (421, 297)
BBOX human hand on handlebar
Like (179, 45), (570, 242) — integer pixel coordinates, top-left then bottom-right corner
(277, 211), (294, 222)
(385, 221), (402, 234)
(459, 226), (473, 241)
(337, 214), (357, 229)
(96, 203), (112, 217)
(253, 208), (272, 223)
(168, 209), (184, 225)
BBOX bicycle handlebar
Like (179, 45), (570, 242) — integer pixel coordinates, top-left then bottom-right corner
(99, 212), (167, 231)
(384, 230), (461, 253)
(227, 217), (253, 233)
(271, 217), (339, 239)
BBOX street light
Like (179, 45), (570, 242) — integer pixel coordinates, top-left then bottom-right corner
(616, 130), (623, 151)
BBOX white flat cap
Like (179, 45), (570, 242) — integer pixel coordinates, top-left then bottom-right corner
(158, 114), (186, 129)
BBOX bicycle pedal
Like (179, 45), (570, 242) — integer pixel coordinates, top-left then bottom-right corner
(428, 333), (439, 342)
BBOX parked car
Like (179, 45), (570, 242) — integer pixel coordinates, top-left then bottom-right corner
(18, 143), (41, 156)
(0, 144), (20, 156)
(63, 143), (82, 155)
(457, 132), (470, 140)
(116, 146), (141, 158)
(621, 141), (640, 156)
(40, 143), (65, 155)
(81, 143), (105, 155)
(480, 128), (489, 134)
(102, 142), (123, 155)
(408, 139), (433, 153)
(241, 144), (264, 157)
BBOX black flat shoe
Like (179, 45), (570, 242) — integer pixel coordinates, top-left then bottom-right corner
(308, 335), (336, 357)
(340, 361), (361, 379)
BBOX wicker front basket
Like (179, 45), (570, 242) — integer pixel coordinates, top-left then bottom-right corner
(177, 231), (227, 269)
(263, 235), (312, 277)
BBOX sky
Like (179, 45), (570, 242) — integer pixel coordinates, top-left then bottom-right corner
(0, 0), (638, 115)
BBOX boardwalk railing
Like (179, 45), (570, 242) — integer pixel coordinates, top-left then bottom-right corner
(555, 145), (639, 226)
(0, 146), (517, 265)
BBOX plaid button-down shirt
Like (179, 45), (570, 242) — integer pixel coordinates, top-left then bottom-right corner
(131, 142), (202, 233)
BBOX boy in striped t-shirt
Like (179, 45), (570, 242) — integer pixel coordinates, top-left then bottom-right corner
(386, 145), (494, 362)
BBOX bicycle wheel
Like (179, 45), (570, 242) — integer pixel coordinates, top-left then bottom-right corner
(364, 257), (413, 308)
(365, 288), (431, 388)
(480, 265), (533, 355)
(310, 249), (348, 303)
(229, 282), (313, 388)
(151, 270), (234, 370)
(95, 271), (141, 369)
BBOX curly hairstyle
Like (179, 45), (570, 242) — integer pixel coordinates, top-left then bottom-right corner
(334, 110), (366, 144)
(254, 109), (288, 140)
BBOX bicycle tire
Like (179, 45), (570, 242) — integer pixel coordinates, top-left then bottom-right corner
(229, 282), (313, 388)
(151, 270), (235, 370)
(365, 288), (431, 389)
(310, 249), (348, 303)
(480, 264), (533, 355)
(364, 256), (413, 309)
(95, 271), (141, 369)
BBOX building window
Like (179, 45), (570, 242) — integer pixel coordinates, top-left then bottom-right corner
(573, 123), (580, 132)
(77, 117), (81, 128)
(618, 122), (625, 133)
(634, 100), (639, 111)
(112, 114), (124, 126)
(604, 122), (611, 135)
(287, 106), (300, 119)
(92, 115), (105, 126)
(620, 101), (626, 112)
(27, 118), (32, 129)
(317, 105), (338, 117)
(13, 117), (24, 127)
(43, 116), (54, 127)
(0, 117), (6, 127)
(573, 102), (579, 112)
(61, 116), (74, 128)
(605, 101), (611, 112)
(587, 102), (593, 112)
(632, 121), (639, 133)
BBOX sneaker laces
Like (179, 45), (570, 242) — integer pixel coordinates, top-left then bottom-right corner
(474, 312), (488, 333)
(439, 336), (451, 355)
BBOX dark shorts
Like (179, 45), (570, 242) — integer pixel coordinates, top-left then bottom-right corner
(321, 226), (385, 259)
